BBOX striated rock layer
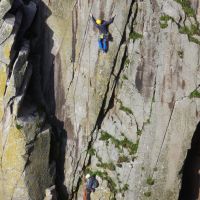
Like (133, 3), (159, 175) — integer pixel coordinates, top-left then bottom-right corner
(0, 0), (200, 200)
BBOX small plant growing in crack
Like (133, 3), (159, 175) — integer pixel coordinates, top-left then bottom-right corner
(88, 147), (96, 156)
(120, 105), (133, 115)
(100, 130), (139, 155)
(96, 162), (116, 171)
(16, 123), (23, 130)
(117, 99), (133, 115)
(179, 24), (200, 36)
(125, 58), (130, 68)
(159, 15), (173, 29)
(146, 176), (155, 185)
(119, 183), (129, 197)
(189, 89), (200, 98)
(122, 74), (128, 80)
(129, 31), (143, 40)
(137, 129), (142, 136)
(175, 0), (195, 17)
(144, 191), (151, 197)
(144, 118), (150, 125)
(117, 155), (130, 163)
(174, 0), (200, 45)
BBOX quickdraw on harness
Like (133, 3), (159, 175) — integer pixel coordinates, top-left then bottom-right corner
(99, 33), (110, 40)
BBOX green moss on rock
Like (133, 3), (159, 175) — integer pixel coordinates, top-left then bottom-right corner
(190, 89), (200, 98)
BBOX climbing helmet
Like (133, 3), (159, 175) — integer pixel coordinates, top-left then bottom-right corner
(86, 174), (91, 179)
(96, 19), (102, 25)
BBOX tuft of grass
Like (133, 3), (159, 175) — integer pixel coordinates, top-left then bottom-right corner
(189, 89), (200, 98)
(120, 105), (133, 115)
(99, 130), (139, 159)
(88, 148), (96, 156)
(144, 119), (150, 125)
(175, 0), (200, 45)
(160, 15), (172, 21)
(189, 36), (200, 45)
(118, 99), (133, 115)
(175, 0), (195, 17)
(16, 124), (23, 130)
(160, 23), (168, 29)
(179, 24), (199, 36)
(122, 183), (129, 191)
(96, 162), (116, 171)
(129, 31), (143, 40)
(146, 176), (155, 185)
(122, 74), (128, 80)
(117, 155), (129, 163)
(144, 191), (151, 197)
(159, 15), (173, 29)
(119, 183), (129, 195)
(120, 138), (139, 155)
(125, 58), (130, 67)
(99, 131), (112, 141)
(137, 130), (142, 136)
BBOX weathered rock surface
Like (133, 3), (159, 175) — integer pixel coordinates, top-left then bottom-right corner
(0, 0), (53, 200)
(1, 0), (200, 200)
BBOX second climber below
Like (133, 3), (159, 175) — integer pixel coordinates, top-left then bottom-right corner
(90, 13), (115, 53)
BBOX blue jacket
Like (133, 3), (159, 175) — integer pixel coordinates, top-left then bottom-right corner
(86, 176), (98, 191)
(92, 15), (114, 35)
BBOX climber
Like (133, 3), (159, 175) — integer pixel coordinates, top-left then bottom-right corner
(90, 13), (115, 53)
(85, 174), (99, 200)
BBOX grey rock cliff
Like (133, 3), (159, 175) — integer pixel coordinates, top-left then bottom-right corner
(0, 0), (200, 200)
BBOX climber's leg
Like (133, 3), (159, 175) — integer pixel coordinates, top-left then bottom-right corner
(98, 39), (103, 50)
(86, 189), (91, 200)
(103, 38), (108, 53)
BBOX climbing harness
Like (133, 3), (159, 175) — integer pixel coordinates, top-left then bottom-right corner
(99, 34), (104, 39)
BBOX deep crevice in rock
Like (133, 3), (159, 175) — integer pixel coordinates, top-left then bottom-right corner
(6, 1), (68, 199)
(179, 122), (200, 200)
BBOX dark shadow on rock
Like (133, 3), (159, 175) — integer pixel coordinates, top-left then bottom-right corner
(8, 0), (69, 199)
(179, 122), (200, 200)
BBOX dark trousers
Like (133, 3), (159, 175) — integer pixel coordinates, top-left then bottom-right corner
(86, 189), (91, 200)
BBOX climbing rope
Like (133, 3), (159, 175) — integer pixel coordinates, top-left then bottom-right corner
(113, 20), (123, 38)
(73, 0), (94, 135)
(83, 176), (87, 200)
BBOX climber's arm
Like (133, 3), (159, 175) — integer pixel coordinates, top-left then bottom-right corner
(90, 14), (97, 26)
(103, 16), (115, 26)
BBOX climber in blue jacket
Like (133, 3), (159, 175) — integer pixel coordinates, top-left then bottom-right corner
(90, 13), (115, 53)
(85, 174), (99, 200)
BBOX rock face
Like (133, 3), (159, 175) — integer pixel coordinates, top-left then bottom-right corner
(0, 0), (53, 200)
(0, 0), (200, 200)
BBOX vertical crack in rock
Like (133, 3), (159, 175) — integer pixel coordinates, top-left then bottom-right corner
(71, 2), (78, 63)
(154, 100), (176, 168)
